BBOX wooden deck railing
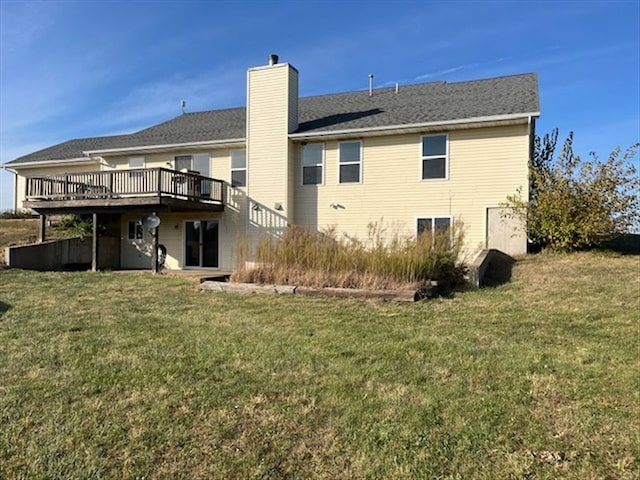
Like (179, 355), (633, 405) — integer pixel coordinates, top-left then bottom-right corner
(25, 168), (224, 204)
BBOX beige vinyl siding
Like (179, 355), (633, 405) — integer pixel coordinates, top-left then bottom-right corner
(246, 63), (296, 226)
(293, 123), (530, 256)
(102, 148), (237, 183)
(120, 185), (245, 271)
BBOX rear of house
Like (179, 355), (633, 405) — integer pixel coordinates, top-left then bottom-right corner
(3, 56), (539, 271)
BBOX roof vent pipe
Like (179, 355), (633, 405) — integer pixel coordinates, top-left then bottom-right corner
(269, 54), (279, 66)
(369, 74), (374, 97)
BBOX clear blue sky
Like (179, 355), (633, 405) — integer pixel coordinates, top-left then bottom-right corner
(1, 0), (638, 211)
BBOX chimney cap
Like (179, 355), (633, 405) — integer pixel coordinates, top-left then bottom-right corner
(269, 54), (279, 66)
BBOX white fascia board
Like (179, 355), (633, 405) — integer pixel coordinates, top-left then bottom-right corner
(2, 157), (96, 169)
(289, 112), (541, 140)
(84, 138), (246, 156)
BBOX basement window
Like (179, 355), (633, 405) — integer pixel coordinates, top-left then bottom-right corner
(417, 217), (451, 237)
(339, 141), (361, 184)
(421, 134), (448, 180)
(128, 220), (143, 240)
(230, 150), (247, 187)
(302, 144), (324, 185)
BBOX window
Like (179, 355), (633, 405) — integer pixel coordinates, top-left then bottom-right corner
(174, 155), (192, 172)
(174, 153), (210, 176)
(128, 220), (143, 240)
(302, 144), (324, 185)
(128, 156), (145, 169)
(421, 134), (448, 179)
(417, 217), (451, 237)
(339, 141), (361, 183)
(230, 150), (247, 187)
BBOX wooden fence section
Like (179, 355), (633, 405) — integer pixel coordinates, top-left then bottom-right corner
(25, 168), (225, 205)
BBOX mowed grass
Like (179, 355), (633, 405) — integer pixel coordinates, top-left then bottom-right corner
(0, 252), (638, 479)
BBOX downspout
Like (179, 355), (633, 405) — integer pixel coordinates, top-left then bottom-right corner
(528, 115), (536, 201)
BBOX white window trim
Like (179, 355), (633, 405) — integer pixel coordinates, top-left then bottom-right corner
(416, 215), (453, 237)
(230, 150), (247, 188)
(338, 140), (363, 184)
(420, 134), (449, 181)
(301, 143), (325, 186)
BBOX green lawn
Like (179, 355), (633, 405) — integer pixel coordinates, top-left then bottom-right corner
(0, 252), (638, 479)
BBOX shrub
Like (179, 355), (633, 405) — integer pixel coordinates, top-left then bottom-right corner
(58, 214), (93, 239)
(0, 210), (34, 219)
(232, 222), (466, 290)
(504, 130), (639, 252)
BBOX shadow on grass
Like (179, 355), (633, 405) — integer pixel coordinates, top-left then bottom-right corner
(0, 301), (11, 318)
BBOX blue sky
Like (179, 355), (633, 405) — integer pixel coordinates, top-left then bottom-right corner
(1, 0), (638, 211)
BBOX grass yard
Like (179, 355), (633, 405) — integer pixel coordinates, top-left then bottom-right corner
(0, 218), (40, 263)
(0, 251), (638, 479)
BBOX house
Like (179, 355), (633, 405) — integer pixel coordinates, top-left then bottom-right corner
(3, 55), (539, 271)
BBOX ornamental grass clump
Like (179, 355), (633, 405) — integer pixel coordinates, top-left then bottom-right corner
(232, 222), (466, 290)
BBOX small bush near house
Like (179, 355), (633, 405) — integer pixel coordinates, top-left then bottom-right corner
(58, 214), (93, 239)
(0, 210), (34, 219)
(232, 222), (466, 290)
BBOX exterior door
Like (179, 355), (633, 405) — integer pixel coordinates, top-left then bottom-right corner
(486, 207), (527, 256)
(185, 220), (219, 268)
(122, 219), (155, 269)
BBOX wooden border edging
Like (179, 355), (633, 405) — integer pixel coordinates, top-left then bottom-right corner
(199, 281), (418, 302)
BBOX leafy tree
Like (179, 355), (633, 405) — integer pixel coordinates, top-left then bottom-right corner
(59, 214), (93, 239)
(504, 129), (639, 251)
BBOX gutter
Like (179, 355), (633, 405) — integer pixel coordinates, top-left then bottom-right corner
(289, 112), (541, 140)
(84, 138), (246, 156)
(2, 157), (97, 169)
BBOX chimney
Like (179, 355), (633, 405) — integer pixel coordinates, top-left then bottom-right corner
(246, 56), (299, 221)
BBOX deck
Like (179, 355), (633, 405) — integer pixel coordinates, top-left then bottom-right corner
(24, 168), (225, 214)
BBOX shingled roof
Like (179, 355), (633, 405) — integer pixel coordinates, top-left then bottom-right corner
(4, 72), (539, 166)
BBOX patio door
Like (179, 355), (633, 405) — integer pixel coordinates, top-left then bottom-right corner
(185, 220), (219, 268)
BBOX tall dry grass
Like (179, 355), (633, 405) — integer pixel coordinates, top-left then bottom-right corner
(231, 222), (466, 290)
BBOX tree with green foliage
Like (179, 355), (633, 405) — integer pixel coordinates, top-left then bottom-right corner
(59, 214), (93, 239)
(504, 129), (639, 251)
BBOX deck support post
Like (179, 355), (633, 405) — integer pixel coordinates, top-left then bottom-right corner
(151, 211), (159, 274)
(92, 213), (99, 272)
(39, 214), (46, 243)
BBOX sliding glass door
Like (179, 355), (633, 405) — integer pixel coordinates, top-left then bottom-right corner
(185, 220), (219, 268)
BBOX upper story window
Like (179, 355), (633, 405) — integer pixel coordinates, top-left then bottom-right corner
(174, 153), (210, 176)
(302, 144), (324, 185)
(339, 141), (361, 184)
(230, 150), (247, 187)
(421, 134), (448, 180)
(128, 156), (145, 169)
